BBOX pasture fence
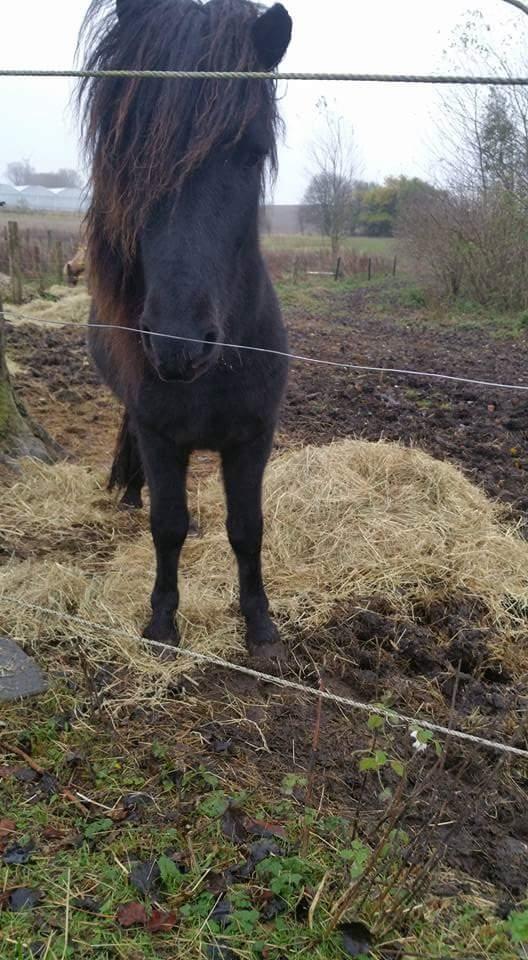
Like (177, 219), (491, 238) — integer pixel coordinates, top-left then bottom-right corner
(4, 68), (528, 84)
(0, 220), (80, 302)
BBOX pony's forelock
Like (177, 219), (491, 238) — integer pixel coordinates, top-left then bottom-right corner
(78, 0), (279, 262)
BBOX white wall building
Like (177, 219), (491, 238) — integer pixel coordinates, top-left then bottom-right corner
(0, 183), (89, 213)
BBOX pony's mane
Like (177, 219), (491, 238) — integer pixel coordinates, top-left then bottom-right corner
(78, 0), (279, 259)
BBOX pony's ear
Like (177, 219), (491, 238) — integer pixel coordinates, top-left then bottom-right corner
(252, 4), (292, 69)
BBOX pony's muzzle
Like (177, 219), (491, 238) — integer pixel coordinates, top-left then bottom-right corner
(140, 321), (220, 383)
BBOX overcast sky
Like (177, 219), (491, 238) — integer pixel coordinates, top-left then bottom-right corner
(1, 0), (527, 202)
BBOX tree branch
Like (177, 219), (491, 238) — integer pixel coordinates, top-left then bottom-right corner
(501, 0), (528, 17)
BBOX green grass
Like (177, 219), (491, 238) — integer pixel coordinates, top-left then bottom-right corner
(0, 691), (520, 960)
(258, 268), (528, 340)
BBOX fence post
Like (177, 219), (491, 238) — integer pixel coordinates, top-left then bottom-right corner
(46, 229), (53, 274)
(293, 255), (300, 283)
(392, 255), (397, 277)
(7, 221), (23, 305)
(334, 256), (342, 281)
(54, 240), (64, 283)
(367, 257), (372, 282)
(34, 245), (45, 296)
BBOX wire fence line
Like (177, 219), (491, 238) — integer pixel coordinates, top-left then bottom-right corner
(2, 594), (528, 760)
(2, 68), (528, 86)
(4, 308), (528, 395)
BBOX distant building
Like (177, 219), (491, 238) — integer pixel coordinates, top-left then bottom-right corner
(0, 186), (309, 233)
(0, 182), (22, 207)
(260, 205), (316, 235)
(0, 183), (89, 213)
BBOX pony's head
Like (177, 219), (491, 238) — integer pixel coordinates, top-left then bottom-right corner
(79, 0), (291, 383)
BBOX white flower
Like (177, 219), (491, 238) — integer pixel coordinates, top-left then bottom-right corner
(410, 730), (428, 753)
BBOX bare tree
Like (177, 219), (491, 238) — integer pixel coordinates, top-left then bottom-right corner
(303, 100), (358, 256)
(401, 9), (528, 309)
(5, 161), (82, 189)
(5, 159), (35, 186)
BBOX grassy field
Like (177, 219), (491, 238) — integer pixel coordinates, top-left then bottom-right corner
(1, 686), (520, 960)
(0, 210), (82, 233)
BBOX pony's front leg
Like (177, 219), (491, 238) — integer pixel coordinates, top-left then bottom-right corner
(221, 433), (283, 659)
(139, 433), (190, 648)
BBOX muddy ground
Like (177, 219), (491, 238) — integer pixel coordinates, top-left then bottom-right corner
(4, 280), (528, 904)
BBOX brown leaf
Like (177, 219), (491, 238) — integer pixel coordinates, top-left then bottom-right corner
(41, 827), (66, 841)
(108, 805), (130, 823)
(146, 908), (178, 933)
(246, 818), (287, 839)
(0, 819), (17, 844)
(116, 901), (148, 928)
(0, 767), (18, 780)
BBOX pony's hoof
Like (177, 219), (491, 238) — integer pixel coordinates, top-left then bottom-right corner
(246, 620), (286, 661)
(118, 492), (143, 511)
(249, 640), (287, 662)
(188, 517), (200, 538)
(142, 618), (180, 658)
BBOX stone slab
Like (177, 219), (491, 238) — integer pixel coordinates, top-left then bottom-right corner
(0, 637), (48, 702)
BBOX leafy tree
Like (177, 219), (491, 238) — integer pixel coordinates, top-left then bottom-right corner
(480, 89), (519, 191)
(360, 176), (438, 237)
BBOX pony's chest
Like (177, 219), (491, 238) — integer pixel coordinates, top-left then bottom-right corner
(137, 365), (280, 449)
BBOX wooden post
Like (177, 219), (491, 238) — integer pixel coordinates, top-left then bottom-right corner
(367, 257), (372, 282)
(54, 240), (64, 283)
(392, 255), (397, 277)
(334, 257), (342, 281)
(34, 245), (45, 296)
(46, 229), (53, 274)
(293, 255), (299, 283)
(7, 221), (23, 304)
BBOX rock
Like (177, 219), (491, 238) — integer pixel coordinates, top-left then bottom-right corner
(0, 637), (48, 702)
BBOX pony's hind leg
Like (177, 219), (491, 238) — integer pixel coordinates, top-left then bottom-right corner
(109, 412), (145, 510)
(221, 433), (283, 659)
(139, 433), (190, 649)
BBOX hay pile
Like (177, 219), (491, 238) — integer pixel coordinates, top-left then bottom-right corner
(8, 285), (91, 326)
(2, 440), (528, 704)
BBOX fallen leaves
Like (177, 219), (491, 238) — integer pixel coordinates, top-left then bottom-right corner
(116, 901), (148, 928)
(129, 858), (161, 896)
(8, 887), (43, 912)
(339, 920), (373, 957)
(147, 907), (179, 933)
(0, 818), (17, 850)
(116, 901), (177, 933)
(72, 896), (101, 914)
(2, 840), (34, 865)
(221, 802), (287, 844)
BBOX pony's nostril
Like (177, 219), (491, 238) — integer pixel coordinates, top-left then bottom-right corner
(140, 323), (154, 355)
(202, 330), (219, 356)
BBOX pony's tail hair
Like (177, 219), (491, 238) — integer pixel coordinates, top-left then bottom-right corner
(108, 412), (144, 504)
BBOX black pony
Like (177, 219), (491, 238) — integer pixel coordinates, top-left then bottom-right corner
(78, 0), (292, 656)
